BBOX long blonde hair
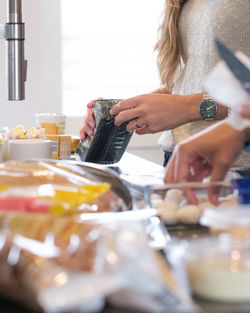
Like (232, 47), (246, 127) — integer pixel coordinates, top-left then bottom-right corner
(155, 0), (185, 90)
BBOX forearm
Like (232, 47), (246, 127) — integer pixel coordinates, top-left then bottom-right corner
(111, 92), (229, 133)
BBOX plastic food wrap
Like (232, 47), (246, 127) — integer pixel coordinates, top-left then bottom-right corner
(0, 213), (196, 313)
(0, 161), (196, 313)
(0, 161), (125, 214)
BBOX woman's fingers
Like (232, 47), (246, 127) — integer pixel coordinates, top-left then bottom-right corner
(125, 118), (146, 132)
(182, 188), (199, 205)
(80, 128), (86, 141)
(85, 123), (95, 137)
(87, 108), (95, 129)
(87, 97), (104, 109)
(208, 159), (231, 205)
(135, 126), (150, 134)
(110, 97), (140, 115)
(80, 97), (105, 141)
(87, 100), (95, 109)
(114, 107), (139, 126)
(80, 122), (94, 140)
(80, 108), (96, 140)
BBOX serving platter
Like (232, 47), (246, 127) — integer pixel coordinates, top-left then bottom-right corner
(19, 158), (133, 211)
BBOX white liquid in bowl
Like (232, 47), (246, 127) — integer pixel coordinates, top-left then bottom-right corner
(187, 258), (250, 302)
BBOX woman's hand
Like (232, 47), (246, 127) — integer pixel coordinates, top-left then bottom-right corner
(164, 121), (246, 204)
(110, 94), (202, 134)
(79, 100), (97, 141)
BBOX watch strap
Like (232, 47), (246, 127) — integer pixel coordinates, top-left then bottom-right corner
(203, 92), (211, 100)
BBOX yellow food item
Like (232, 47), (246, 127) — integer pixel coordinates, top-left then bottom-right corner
(19, 134), (27, 139)
(45, 134), (71, 159)
(71, 136), (80, 153)
(27, 127), (36, 134)
(7, 213), (81, 244)
(0, 183), (110, 215)
(0, 185), (8, 191)
(13, 124), (25, 136)
(41, 122), (58, 135)
(26, 127), (37, 138)
(48, 183), (110, 214)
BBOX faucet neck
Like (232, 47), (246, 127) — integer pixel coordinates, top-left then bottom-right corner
(8, 0), (22, 23)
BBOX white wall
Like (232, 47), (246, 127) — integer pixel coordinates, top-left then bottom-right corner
(0, 1), (164, 165)
(0, 0), (62, 129)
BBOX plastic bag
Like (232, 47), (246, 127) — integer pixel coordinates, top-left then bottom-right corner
(0, 160), (196, 312)
(0, 212), (196, 313)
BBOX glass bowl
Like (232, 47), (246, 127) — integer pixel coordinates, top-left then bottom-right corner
(168, 234), (250, 303)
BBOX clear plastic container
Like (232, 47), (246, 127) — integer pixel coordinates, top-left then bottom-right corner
(35, 113), (66, 135)
(201, 206), (250, 237)
(168, 234), (250, 303)
(143, 182), (236, 226)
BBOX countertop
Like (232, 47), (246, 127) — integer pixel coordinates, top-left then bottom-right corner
(108, 152), (165, 185)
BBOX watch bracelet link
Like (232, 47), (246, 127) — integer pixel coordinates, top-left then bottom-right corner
(203, 92), (212, 100)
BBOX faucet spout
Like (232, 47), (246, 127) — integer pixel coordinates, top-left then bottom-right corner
(8, 0), (22, 23)
(6, 0), (26, 101)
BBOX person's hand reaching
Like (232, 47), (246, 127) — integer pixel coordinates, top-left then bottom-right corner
(164, 121), (246, 205)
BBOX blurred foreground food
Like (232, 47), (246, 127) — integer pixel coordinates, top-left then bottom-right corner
(0, 161), (194, 313)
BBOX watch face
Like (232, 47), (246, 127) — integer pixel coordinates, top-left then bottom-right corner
(199, 99), (217, 119)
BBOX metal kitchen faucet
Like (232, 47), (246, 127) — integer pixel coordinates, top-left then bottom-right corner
(0, 0), (26, 100)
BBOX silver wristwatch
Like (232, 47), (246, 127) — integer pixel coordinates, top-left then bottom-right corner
(198, 93), (217, 121)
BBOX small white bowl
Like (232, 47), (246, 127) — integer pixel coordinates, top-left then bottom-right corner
(7, 139), (52, 161)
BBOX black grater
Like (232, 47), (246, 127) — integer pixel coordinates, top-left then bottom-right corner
(76, 99), (133, 164)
